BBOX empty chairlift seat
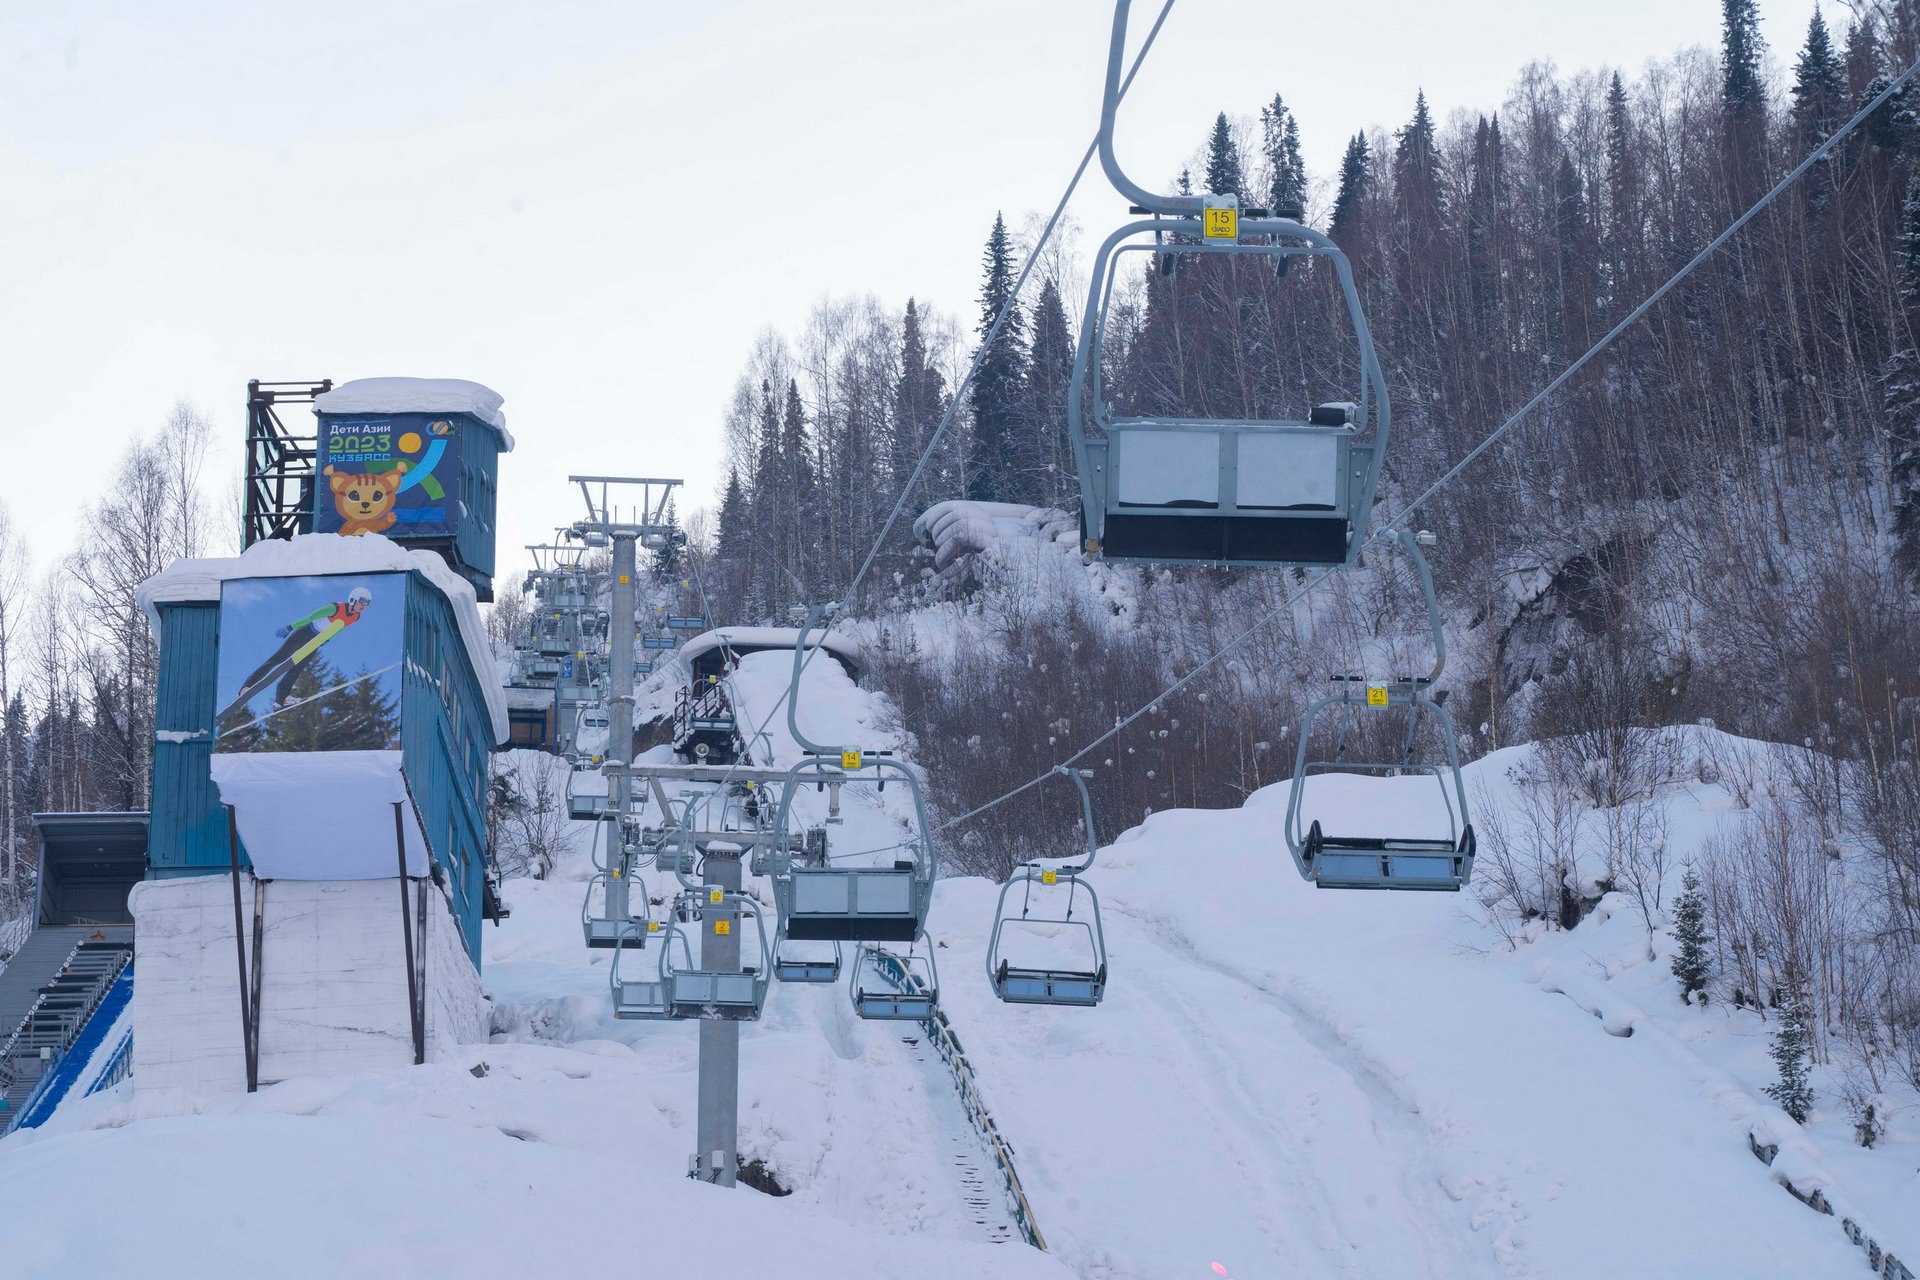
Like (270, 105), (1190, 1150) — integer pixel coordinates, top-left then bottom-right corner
(1299, 820), (1476, 891)
(659, 894), (770, 1021)
(987, 768), (1110, 1008)
(772, 753), (935, 943)
(773, 939), (842, 983)
(848, 937), (938, 1022)
(1065, 0), (1389, 570)
(609, 928), (675, 1021)
(1282, 531), (1476, 893)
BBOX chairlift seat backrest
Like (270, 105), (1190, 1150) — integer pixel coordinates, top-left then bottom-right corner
(779, 866), (923, 941)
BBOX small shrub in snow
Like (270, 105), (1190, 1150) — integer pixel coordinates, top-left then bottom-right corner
(1670, 867), (1711, 1005)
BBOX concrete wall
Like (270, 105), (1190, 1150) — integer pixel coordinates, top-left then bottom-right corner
(129, 874), (487, 1098)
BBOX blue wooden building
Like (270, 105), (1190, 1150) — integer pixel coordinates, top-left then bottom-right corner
(145, 548), (504, 967)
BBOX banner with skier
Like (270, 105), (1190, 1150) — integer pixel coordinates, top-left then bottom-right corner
(214, 571), (405, 753)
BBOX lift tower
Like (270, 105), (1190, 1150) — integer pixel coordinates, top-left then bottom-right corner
(567, 476), (684, 931)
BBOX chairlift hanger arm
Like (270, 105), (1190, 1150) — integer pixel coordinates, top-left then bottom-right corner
(1046, 766), (1101, 874)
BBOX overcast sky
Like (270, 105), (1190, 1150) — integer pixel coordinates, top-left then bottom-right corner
(0, 0), (1835, 579)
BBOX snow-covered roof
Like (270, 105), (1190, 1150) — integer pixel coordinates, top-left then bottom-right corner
(679, 626), (862, 676)
(504, 685), (556, 711)
(313, 377), (514, 451)
(137, 534), (509, 743)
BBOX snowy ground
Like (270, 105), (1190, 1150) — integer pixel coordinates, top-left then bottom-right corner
(4, 683), (1913, 1276)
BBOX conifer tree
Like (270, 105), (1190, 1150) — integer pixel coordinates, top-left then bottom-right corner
(717, 467), (747, 565)
(650, 495), (682, 579)
(1467, 115), (1507, 324)
(1023, 277), (1076, 508)
(1721, 0), (1768, 204)
(1887, 174), (1920, 582)
(891, 298), (949, 494)
(1261, 93), (1307, 215)
(967, 213), (1028, 503)
(714, 467), (749, 623)
(1204, 112), (1245, 197)
(779, 378), (817, 593)
(1393, 92), (1442, 220)
(746, 380), (781, 620)
(1670, 867), (1712, 1004)
(1765, 986), (1816, 1123)
(1330, 133), (1371, 243)
(1793, 10), (1847, 145)
(1394, 92), (1446, 305)
(1603, 76), (1641, 289)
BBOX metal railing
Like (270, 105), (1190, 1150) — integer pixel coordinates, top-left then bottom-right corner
(1, 942), (133, 1130)
(872, 952), (1046, 1250)
(86, 1029), (133, 1097)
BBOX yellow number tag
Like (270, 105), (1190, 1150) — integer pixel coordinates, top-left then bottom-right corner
(618, 574), (629, 584)
(714, 920), (731, 936)
(1366, 683), (1389, 708)
(647, 920), (662, 933)
(1204, 207), (1239, 240)
(841, 749), (863, 770)
(1041, 869), (1058, 886)
(709, 888), (724, 904)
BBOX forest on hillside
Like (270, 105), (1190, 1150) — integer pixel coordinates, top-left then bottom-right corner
(688, 1), (1920, 1084)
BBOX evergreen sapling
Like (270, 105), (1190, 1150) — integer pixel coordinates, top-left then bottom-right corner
(1764, 988), (1815, 1124)
(1670, 867), (1712, 1005)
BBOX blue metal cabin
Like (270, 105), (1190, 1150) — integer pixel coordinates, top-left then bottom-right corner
(147, 569), (497, 967)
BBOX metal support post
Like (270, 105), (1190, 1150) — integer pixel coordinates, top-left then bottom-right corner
(605, 531), (638, 927)
(225, 805), (258, 1093)
(695, 844), (742, 1186)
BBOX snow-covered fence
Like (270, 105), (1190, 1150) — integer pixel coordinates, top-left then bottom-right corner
(871, 952), (1046, 1251)
(1745, 1135), (1914, 1280)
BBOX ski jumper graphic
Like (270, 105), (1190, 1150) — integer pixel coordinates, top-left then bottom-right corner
(218, 586), (373, 725)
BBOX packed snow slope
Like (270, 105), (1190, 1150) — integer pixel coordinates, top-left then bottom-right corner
(4, 691), (1911, 1276)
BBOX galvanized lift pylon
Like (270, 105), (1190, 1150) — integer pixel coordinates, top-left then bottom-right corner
(568, 477), (683, 946)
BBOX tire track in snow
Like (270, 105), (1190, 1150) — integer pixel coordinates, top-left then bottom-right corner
(1112, 902), (1503, 1278)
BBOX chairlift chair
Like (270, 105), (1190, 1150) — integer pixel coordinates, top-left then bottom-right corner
(774, 939), (843, 983)
(987, 768), (1109, 1007)
(772, 756), (934, 942)
(770, 607), (938, 943)
(849, 933), (939, 1021)
(610, 926), (677, 1021)
(659, 892), (772, 1021)
(1067, 0), (1389, 569)
(1283, 530), (1475, 890)
(565, 768), (609, 821)
(581, 869), (650, 949)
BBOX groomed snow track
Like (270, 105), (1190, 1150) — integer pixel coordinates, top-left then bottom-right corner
(871, 950), (1045, 1249)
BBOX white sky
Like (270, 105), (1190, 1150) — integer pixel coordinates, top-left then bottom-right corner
(0, 0), (1835, 577)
